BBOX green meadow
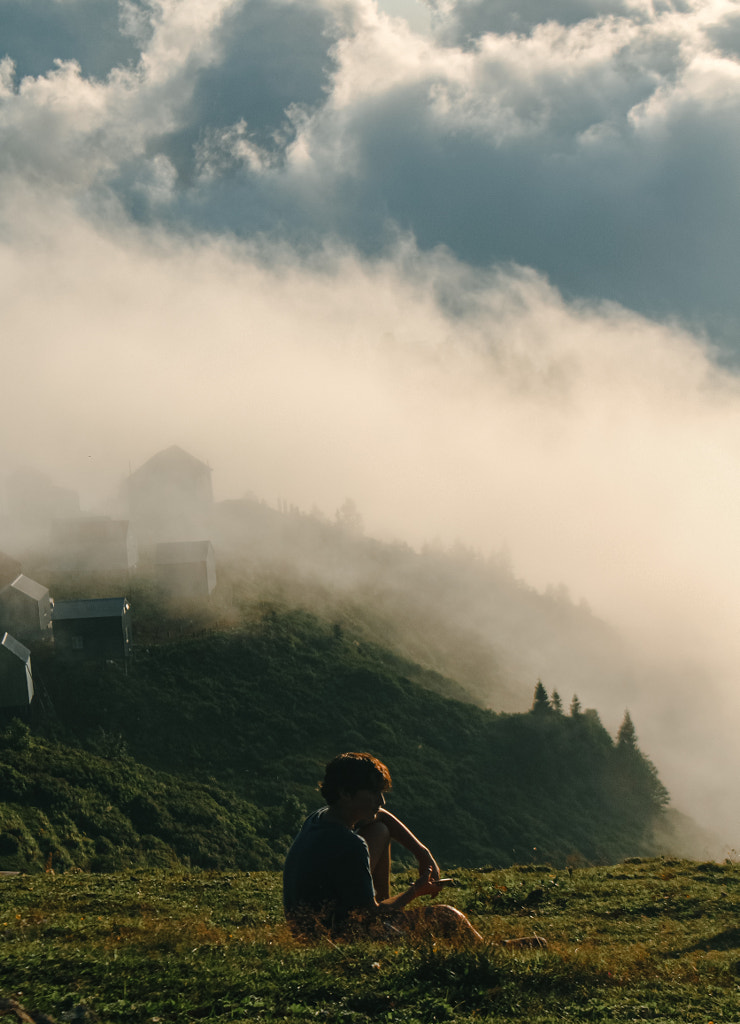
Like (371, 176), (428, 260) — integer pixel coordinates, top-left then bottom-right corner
(1, 857), (738, 1023)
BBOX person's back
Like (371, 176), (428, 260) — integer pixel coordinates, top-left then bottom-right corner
(283, 807), (375, 934)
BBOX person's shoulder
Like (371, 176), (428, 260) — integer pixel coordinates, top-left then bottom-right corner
(302, 810), (367, 848)
(303, 807), (329, 829)
(294, 807), (344, 839)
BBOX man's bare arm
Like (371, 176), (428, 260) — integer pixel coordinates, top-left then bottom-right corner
(377, 809), (441, 882)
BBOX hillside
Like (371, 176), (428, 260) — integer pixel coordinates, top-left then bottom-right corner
(1, 606), (669, 874)
(210, 497), (637, 716)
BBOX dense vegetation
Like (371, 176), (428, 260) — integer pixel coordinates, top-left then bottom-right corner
(1, 857), (739, 1023)
(1, 604), (667, 874)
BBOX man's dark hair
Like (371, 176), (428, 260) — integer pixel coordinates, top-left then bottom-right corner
(319, 752), (392, 805)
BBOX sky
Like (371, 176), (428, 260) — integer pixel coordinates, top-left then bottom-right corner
(2, 0), (740, 849)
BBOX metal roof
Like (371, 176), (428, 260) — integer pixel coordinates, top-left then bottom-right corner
(52, 598), (130, 621)
(0, 632), (31, 662)
(3, 574), (49, 602)
(130, 445), (212, 481)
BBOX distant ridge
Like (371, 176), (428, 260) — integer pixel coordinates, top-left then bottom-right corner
(1, 607), (671, 873)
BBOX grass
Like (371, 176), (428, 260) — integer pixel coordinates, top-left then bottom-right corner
(1, 858), (738, 1022)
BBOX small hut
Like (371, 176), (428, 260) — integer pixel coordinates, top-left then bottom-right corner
(52, 597), (132, 662)
(154, 540), (217, 600)
(0, 633), (34, 709)
(0, 575), (53, 642)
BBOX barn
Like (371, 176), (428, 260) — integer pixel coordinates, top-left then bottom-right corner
(52, 598), (132, 662)
(127, 446), (213, 547)
(0, 575), (53, 642)
(0, 633), (34, 709)
(154, 540), (217, 600)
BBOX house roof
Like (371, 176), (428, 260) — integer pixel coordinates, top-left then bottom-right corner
(0, 632), (31, 662)
(129, 446), (212, 482)
(52, 598), (130, 621)
(155, 540), (214, 564)
(2, 574), (49, 602)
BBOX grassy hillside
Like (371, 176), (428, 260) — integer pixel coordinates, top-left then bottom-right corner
(1, 857), (738, 1023)
(1, 606), (669, 874)
(209, 497), (635, 715)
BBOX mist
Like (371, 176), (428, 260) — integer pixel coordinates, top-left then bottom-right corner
(2, 187), (739, 852)
(2, 0), (740, 854)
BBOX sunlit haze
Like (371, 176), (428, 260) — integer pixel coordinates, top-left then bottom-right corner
(2, 0), (740, 852)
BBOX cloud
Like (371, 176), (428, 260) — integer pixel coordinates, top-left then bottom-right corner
(2, 0), (740, 844)
(269, 0), (740, 341)
(0, 0), (148, 81)
(428, 0), (680, 43)
(4, 181), (740, 845)
(2, 0), (739, 347)
(706, 5), (740, 59)
(152, 0), (345, 182)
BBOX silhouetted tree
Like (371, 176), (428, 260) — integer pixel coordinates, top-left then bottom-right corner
(551, 690), (564, 714)
(569, 694), (582, 716)
(617, 710), (638, 749)
(531, 680), (551, 714)
(614, 709), (670, 815)
(335, 498), (363, 535)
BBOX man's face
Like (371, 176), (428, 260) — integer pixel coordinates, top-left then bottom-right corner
(349, 786), (386, 823)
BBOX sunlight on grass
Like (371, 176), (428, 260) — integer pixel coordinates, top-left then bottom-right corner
(0, 859), (738, 1023)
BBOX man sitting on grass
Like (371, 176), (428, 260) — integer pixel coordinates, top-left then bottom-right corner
(282, 751), (482, 942)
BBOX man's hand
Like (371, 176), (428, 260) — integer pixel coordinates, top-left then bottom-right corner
(416, 847), (441, 885)
(412, 865), (444, 898)
(378, 865), (444, 911)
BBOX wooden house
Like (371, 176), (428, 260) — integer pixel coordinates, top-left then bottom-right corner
(0, 633), (34, 709)
(127, 446), (213, 547)
(154, 540), (217, 600)
(50, 518), (137, 576)
(52, 597), (132, 662)
(0, 575), (53, 642)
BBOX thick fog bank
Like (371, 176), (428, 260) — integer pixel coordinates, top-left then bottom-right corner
(2, 0), (740, 857)
(2, 205), (740, 852)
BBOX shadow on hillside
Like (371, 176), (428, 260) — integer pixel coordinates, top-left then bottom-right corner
(679, 926), (740, 953)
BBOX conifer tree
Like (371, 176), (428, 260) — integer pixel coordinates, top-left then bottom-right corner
(335, 498), (364, 534)
(614, 709), (669, 815)
(569, 694), (582, 716)
(617, 710), (638, 749)
(531, 680), (551, 714)
(551, 690), (564, 714)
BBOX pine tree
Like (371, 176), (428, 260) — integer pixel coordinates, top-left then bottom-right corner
(551, 690), (564, 714)
(531, 680), (551, 714)
(617, 710), (638, 749)
(614, 709), (670, 814)
(569, 694), (582, 716)
(335, 498), (363, 535)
